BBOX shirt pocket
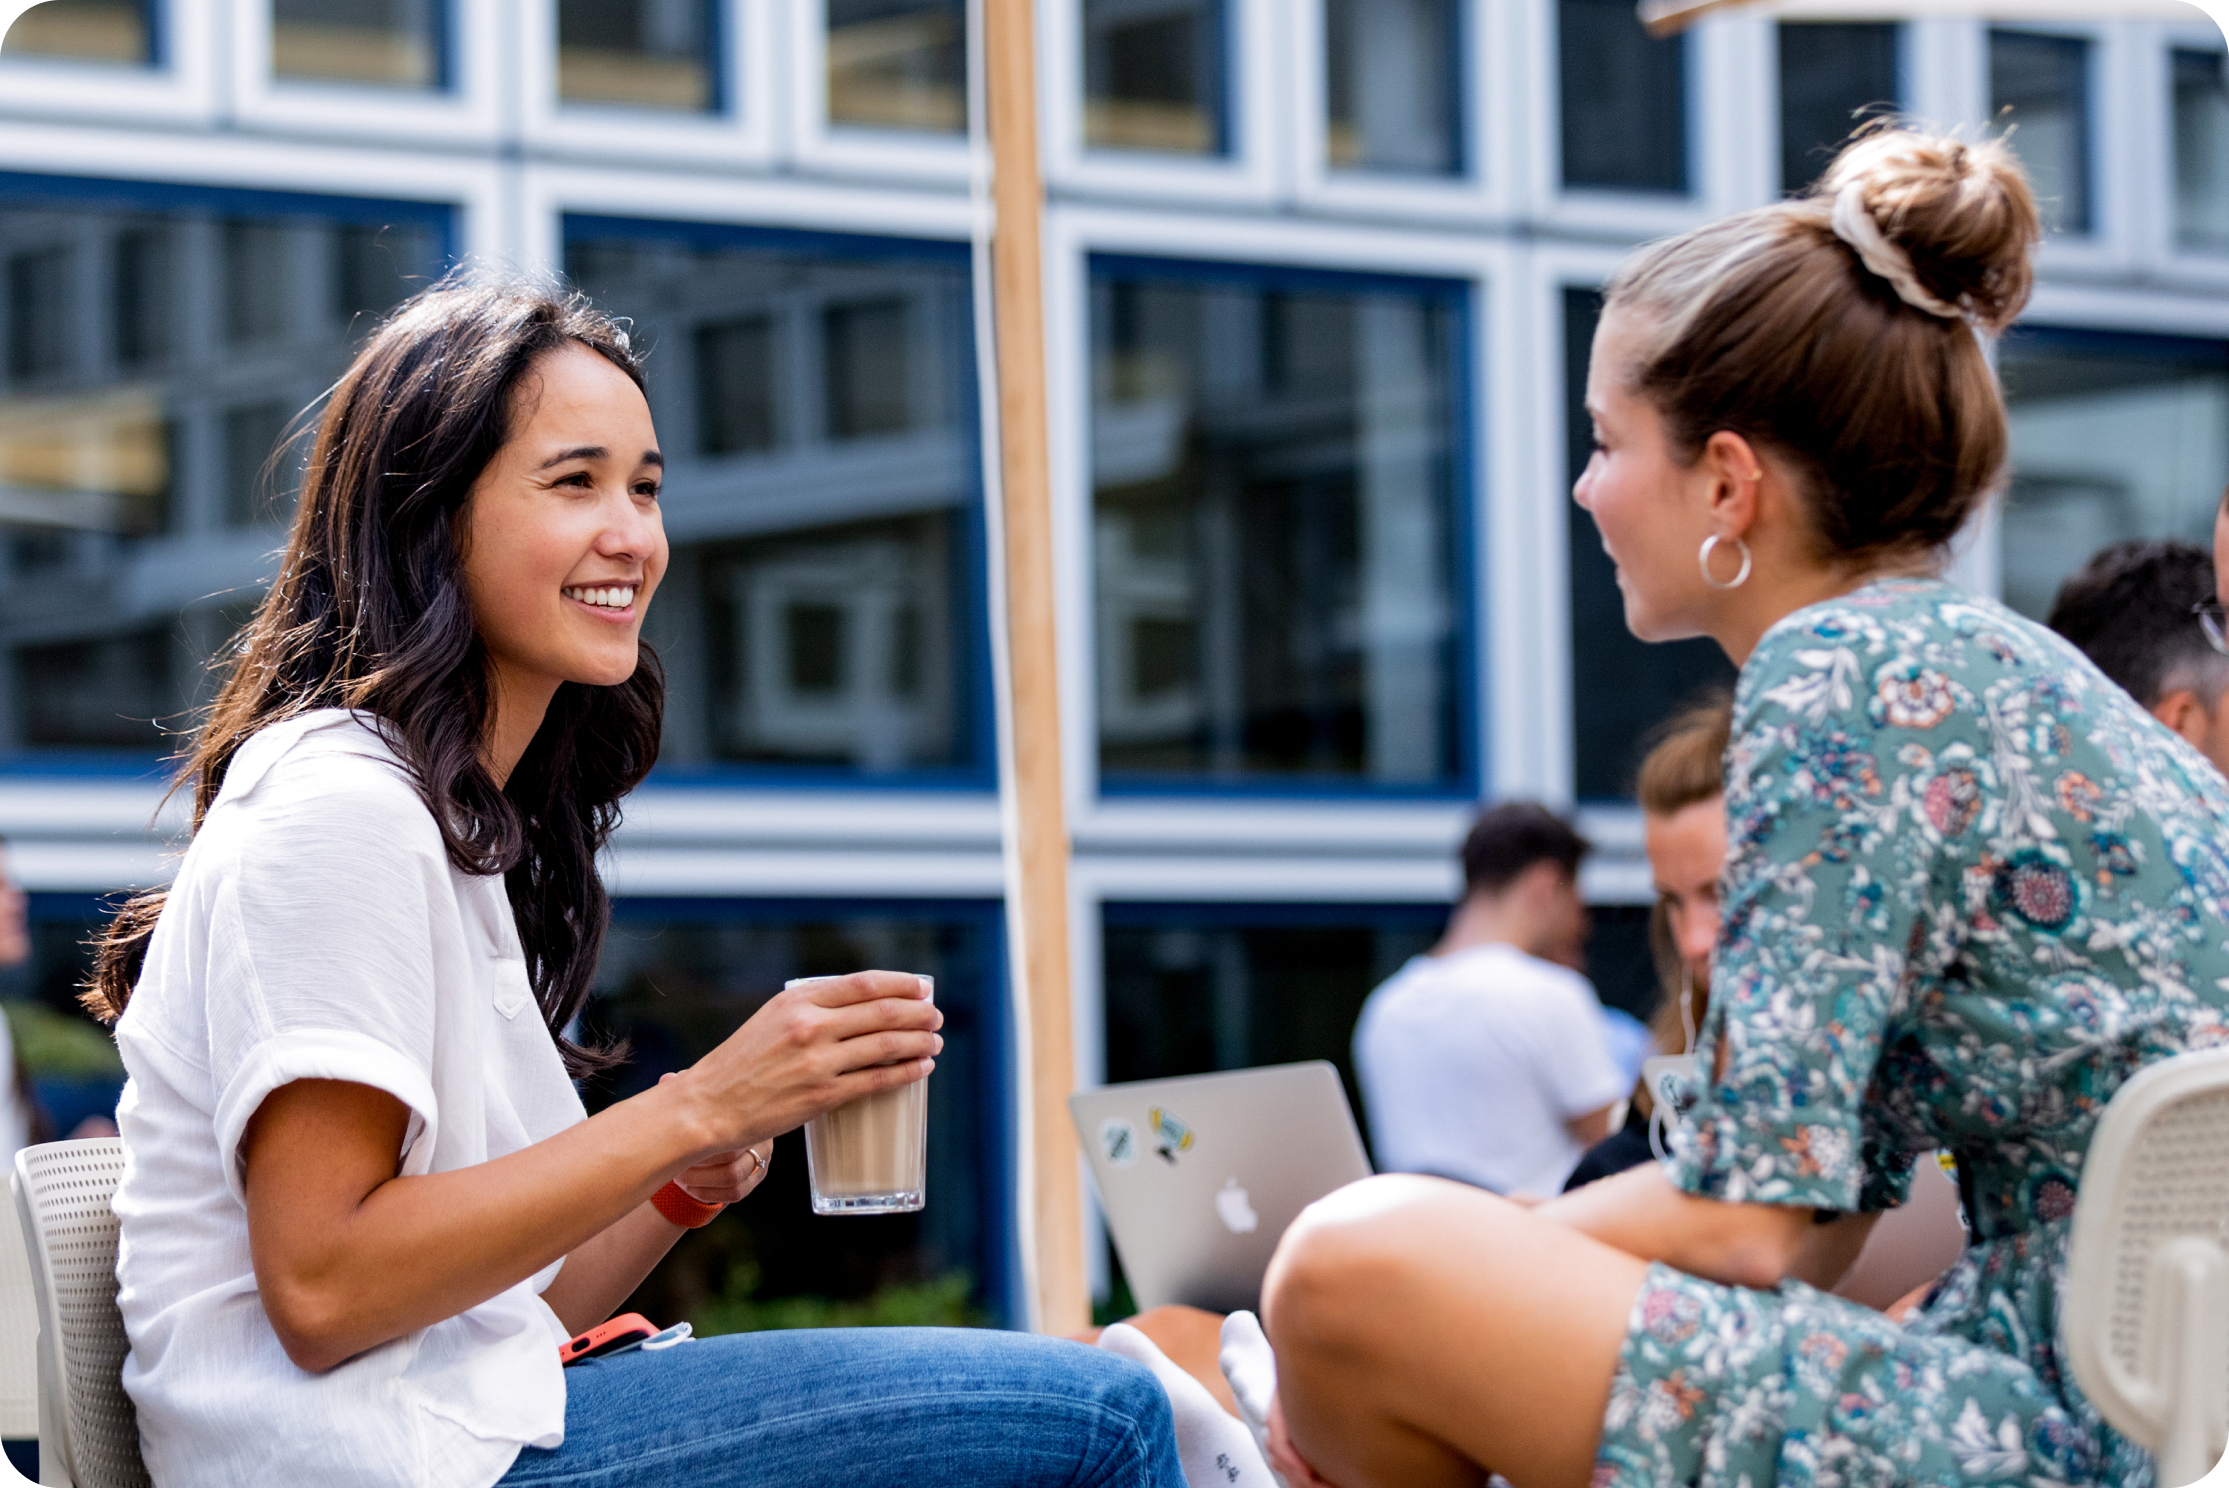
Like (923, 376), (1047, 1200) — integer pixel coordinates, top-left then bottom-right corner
(492, 959), (534, 1022)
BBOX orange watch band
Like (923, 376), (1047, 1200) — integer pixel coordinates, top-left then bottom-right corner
(652, 1180), (725, 1229)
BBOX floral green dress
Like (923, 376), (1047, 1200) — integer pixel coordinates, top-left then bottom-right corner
(1593, 577), (2229, 1488)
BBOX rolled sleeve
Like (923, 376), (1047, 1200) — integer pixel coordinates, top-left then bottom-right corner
(214, 1029), (438, 1204)
(199, 764), (449, 1202)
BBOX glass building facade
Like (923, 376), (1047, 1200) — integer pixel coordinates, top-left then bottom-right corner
(0, 0), (2211, 1326)
(0, 177), (442, 753)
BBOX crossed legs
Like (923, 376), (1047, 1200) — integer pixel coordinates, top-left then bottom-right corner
(1262, 1175), (1651, 1488)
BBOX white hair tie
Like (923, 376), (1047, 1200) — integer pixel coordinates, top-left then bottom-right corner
(1829, 182), (1964, 321)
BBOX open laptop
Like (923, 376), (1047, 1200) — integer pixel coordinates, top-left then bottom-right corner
(1070, 1062), (1374, 1314)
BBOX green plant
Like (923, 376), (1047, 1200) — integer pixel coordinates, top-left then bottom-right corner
(5, 1001), (122, 1078)
(691, 1261), (985, 1336)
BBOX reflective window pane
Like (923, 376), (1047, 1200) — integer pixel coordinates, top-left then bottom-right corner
(1777, 23), (1898, 196)
(564, 221), (984, 779)
(2176, 48), (2229, 253)
(1991, 30), (2090, 235)
(1562, 288), (1732, 801)
(1998, 328), (2229, 621)
(1083, 0), (1224, 156)
(558, 0), (717, 112)
(0, 180), (445, 755)
(589, 901), (1009, 1328)
(1102, 901), (1442, 1136)
(1324, 0), (1461, 177)
(1090, 258), (1466, 790)
(1558, 0), (1686, 194)
(0, 0), (152, 65)
(273, 0), (444, 89)
(827, 0), (964, 135)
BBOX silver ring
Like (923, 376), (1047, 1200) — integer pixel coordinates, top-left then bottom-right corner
(743, 1146), (767, 1180)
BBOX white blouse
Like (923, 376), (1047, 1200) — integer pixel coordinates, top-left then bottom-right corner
(113, 710), (587, 1488)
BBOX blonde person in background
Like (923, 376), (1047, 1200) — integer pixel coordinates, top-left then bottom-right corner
(1258, 126), (2229, 1488)
(1561, 696), (1728, 1192)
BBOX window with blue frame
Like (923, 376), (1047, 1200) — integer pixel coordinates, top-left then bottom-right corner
(585, 899), (1012, 1330)
(1563, 287), (1734, 803)
(1999, 326), (2229, 620)
(826, 0), (966, 134)
(563, 218), (988, 782)
(0, 176), (449, 757)
(273, 0), (446, 90)
(1083, 0), (1226, 156)
(1991, 30), (2092, 236)
(1323, 0), (1462, 177)
(1777, 23), (1900, 196)
(1089, 257), (1469, 793)
(1558, 0), (1687, 194)
(0, 0), (153, 66)
(2175, 48), (2229, 253)
(558, 0), (720, 112)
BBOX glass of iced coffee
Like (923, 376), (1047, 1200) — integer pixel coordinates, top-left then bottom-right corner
(793, 974), (931, 1215)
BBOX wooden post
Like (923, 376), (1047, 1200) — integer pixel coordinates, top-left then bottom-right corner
(981, 0), (1088, 1335)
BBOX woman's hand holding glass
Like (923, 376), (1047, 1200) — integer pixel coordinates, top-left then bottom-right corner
(660, 969), (942, 1166)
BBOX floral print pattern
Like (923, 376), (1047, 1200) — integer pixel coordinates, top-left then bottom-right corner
(1595, 579), (2229, 1488)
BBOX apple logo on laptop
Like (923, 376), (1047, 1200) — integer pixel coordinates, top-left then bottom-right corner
(1216, 1178), (1258, 1235)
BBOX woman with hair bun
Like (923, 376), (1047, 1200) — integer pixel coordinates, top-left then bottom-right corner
(1259, 128), (2229, 1488)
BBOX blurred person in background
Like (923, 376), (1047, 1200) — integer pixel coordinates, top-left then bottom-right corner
(1562, 696), (1728, 1190)
(0, 842), (45, 1158)
(1352, 803), (1626, 1199)
(2048, 538), (2229, 778)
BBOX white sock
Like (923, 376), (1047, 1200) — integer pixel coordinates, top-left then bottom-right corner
(1098, 1322), (1277, 1488)
(1216, 1311), (1286, 1488)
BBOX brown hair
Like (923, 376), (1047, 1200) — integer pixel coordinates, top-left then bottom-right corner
(84, 275), (660, 1077)
(1632, 692), (1734, 1114)
(1604, 126), (2041, 562)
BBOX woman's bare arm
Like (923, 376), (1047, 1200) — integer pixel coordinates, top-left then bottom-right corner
(241, 971), (937, 1372)
(1536, 1163), (1879, 1291)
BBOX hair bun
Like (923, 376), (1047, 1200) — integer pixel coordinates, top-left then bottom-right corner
(1816, 127), (2041, 333)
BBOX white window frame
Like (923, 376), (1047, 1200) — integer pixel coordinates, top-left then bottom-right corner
(788, 0), (973, 186)
(1978, 18), (2132, 275)
(230, 0), (503, 146)
(1042, 204), (1528, 842)
(0, 130), (503, 256)
(1286, 0), (1514, 225)
(1533, 0), (1764, 239)
(519, 0), (776, 170)
(0, 0), (218, 125)
(1040, 0), (1282, 207)
(2151, 19), (2229, 290)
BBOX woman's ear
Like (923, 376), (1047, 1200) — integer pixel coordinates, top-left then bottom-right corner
(1699, 429), (1765, 538)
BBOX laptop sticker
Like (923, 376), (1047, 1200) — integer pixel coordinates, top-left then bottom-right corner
(1099, 1117), (1139, 1169)
(1149, 1106), (1195, 1164)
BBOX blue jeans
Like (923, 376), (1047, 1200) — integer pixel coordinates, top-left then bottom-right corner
(498, 1328), (1184, 1488)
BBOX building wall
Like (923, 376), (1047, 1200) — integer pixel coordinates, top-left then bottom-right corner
(1, 0), (2225, 1318)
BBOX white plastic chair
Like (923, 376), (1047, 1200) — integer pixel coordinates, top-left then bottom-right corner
(2065, 1046), (2229, 1488)
(0, 1159), (40, 1443)
(8, 1140), (146, 1488)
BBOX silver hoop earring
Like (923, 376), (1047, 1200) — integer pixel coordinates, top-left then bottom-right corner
(1699, 534), (1752, 591)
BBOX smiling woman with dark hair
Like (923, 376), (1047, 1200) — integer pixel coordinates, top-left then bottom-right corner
(86, 274), (1181, 1488)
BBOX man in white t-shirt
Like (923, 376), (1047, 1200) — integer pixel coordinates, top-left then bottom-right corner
(1352, 802), (1625, 1197)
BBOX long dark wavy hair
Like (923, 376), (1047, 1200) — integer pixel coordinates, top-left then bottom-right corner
(84, 274), (661, 1077)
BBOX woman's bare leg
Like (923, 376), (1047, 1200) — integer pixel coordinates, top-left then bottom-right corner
(1264, 1175), (1649, 1488)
